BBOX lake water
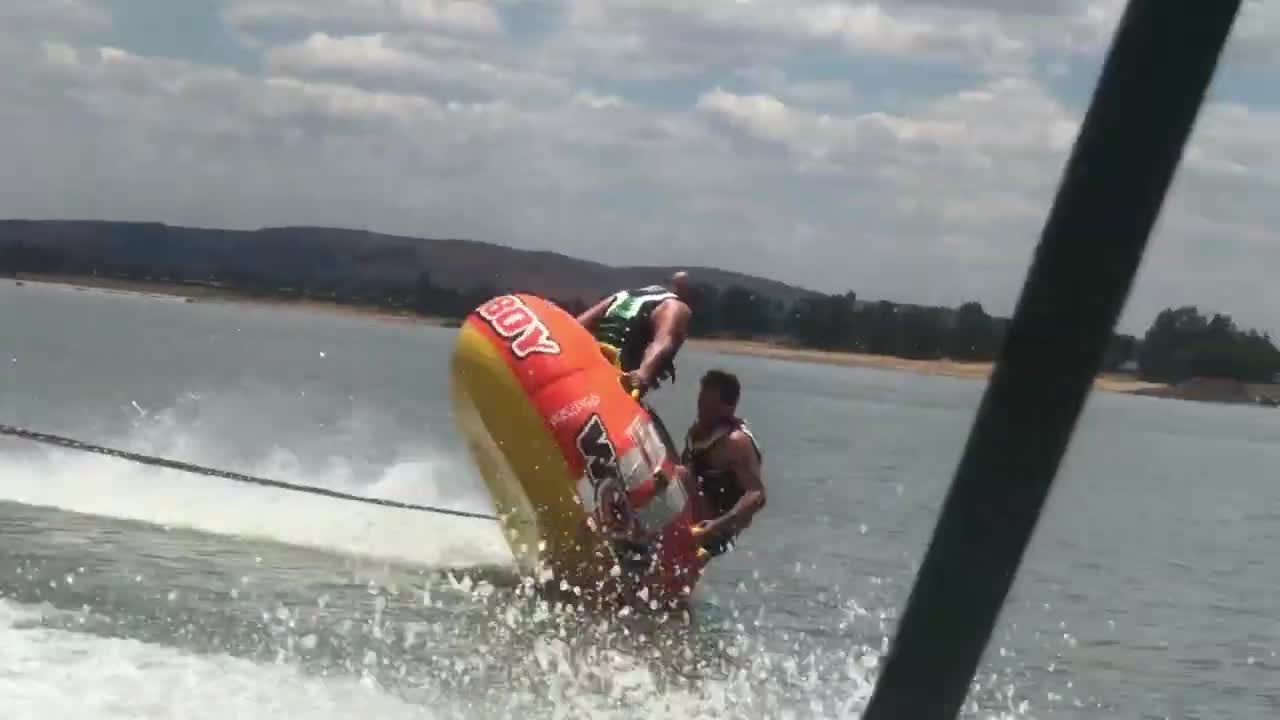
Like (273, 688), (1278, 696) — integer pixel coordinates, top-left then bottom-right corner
(2, 278), (1279, 719)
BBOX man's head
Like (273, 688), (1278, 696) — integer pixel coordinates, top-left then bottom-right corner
(697, 369), (741, 424)
(671, 271), (691, 301)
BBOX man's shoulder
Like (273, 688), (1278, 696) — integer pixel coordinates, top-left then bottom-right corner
(725, 423), (762, 457)
(653, 295), (692, 322)
(628, 284), (672, 297)
(659, 293), (691, 313)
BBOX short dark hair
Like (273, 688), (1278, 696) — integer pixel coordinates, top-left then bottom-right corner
(700, 369), (741, 406)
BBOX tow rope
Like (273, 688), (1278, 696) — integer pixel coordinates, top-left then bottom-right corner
(0, 423), (499, 521)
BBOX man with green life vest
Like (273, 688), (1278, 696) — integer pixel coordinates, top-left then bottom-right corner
(576, 272), (693, 399)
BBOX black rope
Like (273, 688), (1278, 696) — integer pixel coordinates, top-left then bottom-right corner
(862, 2), (1243, 719)
(0, 423), (499, 522)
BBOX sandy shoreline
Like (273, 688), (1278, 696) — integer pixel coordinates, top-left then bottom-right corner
(687, 337), (1166, 394)
(10, 274), (456, 327)
(9, 274), (1164, 395)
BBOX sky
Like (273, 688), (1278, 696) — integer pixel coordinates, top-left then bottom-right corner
(1, 1), (1277, 335)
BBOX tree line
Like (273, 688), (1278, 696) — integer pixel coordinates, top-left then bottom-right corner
(684, 283), (1280, 384)
(6, 244), (1277, 385)
(679, 282), (1141, 367)
(1136, 306), (1280, 384)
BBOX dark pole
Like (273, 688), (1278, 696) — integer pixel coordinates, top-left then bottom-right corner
(862, 2), (1243, 718)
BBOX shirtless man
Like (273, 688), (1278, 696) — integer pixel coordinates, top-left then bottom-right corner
(680, 369), (766, 558)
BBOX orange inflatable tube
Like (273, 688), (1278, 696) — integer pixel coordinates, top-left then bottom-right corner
(450, 293), (708, 609)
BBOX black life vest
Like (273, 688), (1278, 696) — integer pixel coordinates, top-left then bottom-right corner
(681, 418), (763, 520)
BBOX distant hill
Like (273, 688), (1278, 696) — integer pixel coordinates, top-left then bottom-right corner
(4, 218), (1172, 380)
(0, 220), (819, 304)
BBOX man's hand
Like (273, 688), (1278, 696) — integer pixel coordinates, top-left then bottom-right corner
(697, 431), (766, 539)
(621, 370), (651, 396)
(634, 301), (691, 389)
(691, 519), (720, 538)
(671, 464), (692, 486)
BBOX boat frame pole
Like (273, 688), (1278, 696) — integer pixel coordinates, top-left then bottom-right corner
(862, 2), (1244, 718)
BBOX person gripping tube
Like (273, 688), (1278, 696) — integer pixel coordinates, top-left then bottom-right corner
(681, 369), (766, 559)
(576, 272), (693, 399)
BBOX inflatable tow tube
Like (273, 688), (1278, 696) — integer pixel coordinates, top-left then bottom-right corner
(450, 293), (708, 609)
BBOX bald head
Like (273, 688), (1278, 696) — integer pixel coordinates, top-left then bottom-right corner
(671, 271), (690, 299)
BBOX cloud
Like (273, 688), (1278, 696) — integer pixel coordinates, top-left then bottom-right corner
(1230, 0), (1280, 67)
(697, 77), (1077, 219)
(8, 38), (723, 259)
(693, 68), (1280, 328)
(553, 0), (1131, 82)
(0, 0), (1278, 335)
(734, 65), (858, 109)
(0, 1), (110, 36)
(796, 3), (1029, 68)
(266, 32), (571, 104)
(224, 0), (502, 40)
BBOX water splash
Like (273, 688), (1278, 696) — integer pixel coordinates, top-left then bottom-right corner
(0, 390), (511, 569)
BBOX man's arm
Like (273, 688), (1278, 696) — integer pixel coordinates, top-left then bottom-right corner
(576, 295), (614, 330)
(633, 300), (691, 387)
(707, 431), (766, 535)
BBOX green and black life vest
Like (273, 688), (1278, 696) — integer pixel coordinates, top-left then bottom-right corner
(592, 285), (680, 374)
